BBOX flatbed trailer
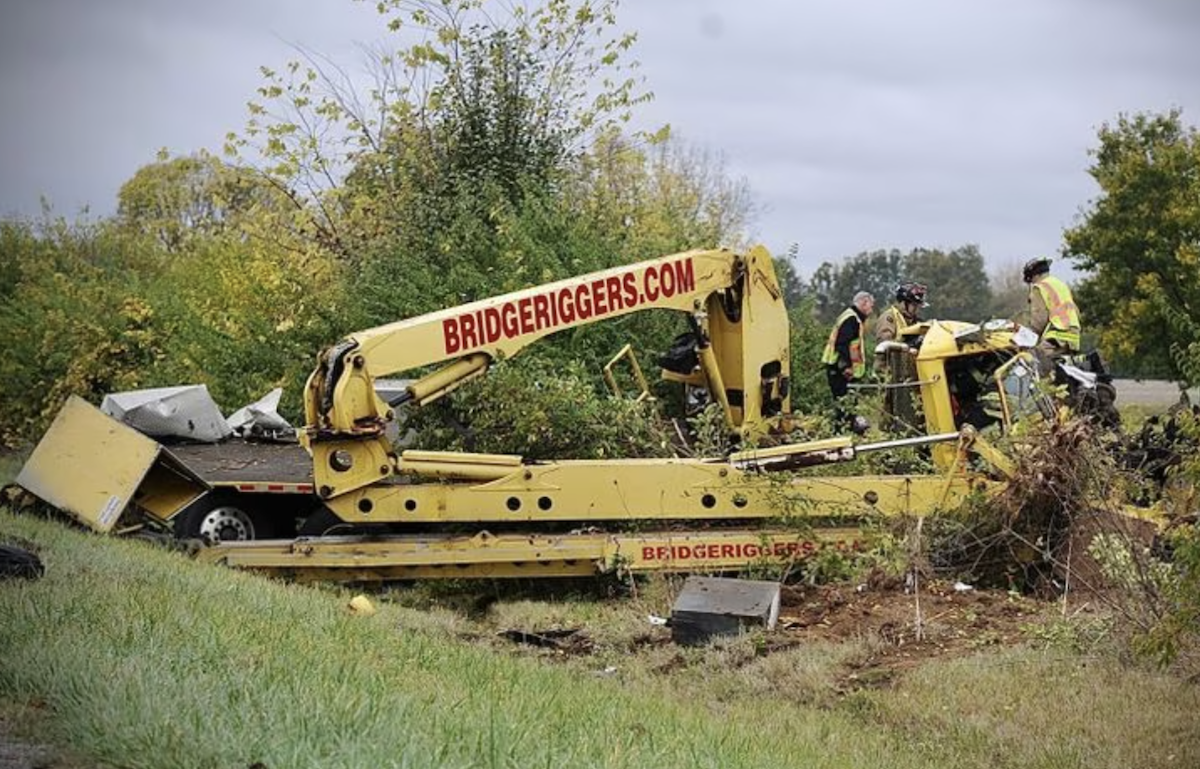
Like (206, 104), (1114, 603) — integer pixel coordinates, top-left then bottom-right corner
(14, 396), (320, 541)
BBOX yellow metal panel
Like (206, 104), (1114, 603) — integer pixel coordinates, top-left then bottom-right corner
(257, 561), (601, 583)
(352, 249), (743, 380)
(199, 531), (608, 575)
(133, 461), (207, 523)
(16, 396), (162, 533)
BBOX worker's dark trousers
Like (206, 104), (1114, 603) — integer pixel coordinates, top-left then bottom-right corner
(826, 367), (853, 431)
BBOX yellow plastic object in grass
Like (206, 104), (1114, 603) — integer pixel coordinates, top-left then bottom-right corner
(348, 594), (377, 616)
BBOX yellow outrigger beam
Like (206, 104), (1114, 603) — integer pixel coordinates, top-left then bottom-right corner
(196, 527), (866, 582)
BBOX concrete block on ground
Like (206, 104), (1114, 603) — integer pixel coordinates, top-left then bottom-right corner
(670, 575), (781, 646)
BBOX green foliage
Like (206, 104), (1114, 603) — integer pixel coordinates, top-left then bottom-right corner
(1064, 109), (1200, 379)
(0, 168), (344, 447)
(1139, 526), (1200, 667)
(787, 296), (835, 415)
(115, 151), (279, 252)
(405, 355), (676, 459)
(684, 402), (732, 457)
(569, 129), (757, 257)
(1163, 300), (1200, 387)
(139, 229), (344, 417)
(0, 217), (168, 446)
(226, 0), (648, 262)
(799, 529), (901, 586)
(1021, 615), (1114, 655)
(1089, 531), (1177, 595)
(1088, 526), (1200, 670)
(1110, 408), (1200, 669)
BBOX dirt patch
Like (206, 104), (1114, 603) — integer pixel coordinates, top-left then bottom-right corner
(777, 578), (1054, 686)
(486, 578), (1063, 687)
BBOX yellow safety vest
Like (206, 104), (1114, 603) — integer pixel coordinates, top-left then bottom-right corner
(821, 307), (866, 378)
(1033, 276), (1081, 350)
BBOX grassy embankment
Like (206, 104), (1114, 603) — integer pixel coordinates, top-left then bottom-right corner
(2, 507), (1199, 769)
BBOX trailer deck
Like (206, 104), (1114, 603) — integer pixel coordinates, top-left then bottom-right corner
(166, 440), (313, 488)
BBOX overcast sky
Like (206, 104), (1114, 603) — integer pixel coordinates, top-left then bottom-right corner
(2, 0), (1198, 279)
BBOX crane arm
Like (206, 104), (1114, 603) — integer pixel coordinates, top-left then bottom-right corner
(303, 246), (791, 499)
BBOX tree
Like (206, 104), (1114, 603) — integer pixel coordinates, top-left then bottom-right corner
(904, 245), (991, 323)
(775, 245), (809, 308)
(988, 259), (1030, 324)
(225, 0), (647, 262)
(808, 249), (905, 322)
(116, 151), (277, 252)
(0, 215), (169, 446)
(805, 245), (991, 324)
(1064, 109), (1200, 380)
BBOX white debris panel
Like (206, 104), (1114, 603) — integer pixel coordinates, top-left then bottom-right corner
(101, 385), (232, 443)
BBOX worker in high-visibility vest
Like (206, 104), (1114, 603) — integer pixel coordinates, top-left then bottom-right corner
(1023, 257), (1081, 358)
(821, 291), (875, 430)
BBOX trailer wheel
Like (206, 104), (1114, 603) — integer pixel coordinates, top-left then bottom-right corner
(297, 506), (357, 537)
(174, 492), (282, 545)
(297, 506), (391, 537)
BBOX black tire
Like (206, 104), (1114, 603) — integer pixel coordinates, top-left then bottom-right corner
(296, 505), (377, 537)
(173, 491), (296, 545)
(0, 545), (44, 580)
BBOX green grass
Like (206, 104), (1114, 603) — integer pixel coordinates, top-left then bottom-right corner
(2, 511), (1199, 769)
(0, 450), (25, 486)
(1119, 403), (1172, 431)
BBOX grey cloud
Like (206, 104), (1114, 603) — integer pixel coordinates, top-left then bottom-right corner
(0, 0), (383, 216)
(1, 0), (1196, 274)
(619, 0), (1198, 269)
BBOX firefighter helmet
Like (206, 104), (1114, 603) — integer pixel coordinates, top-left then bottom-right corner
(1022, 257), (1052, 283)
(895, 282), (928, 307)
